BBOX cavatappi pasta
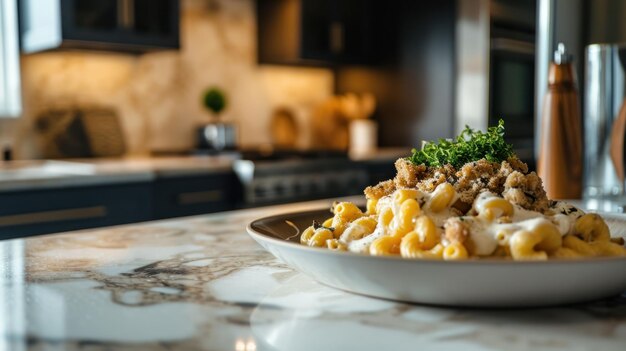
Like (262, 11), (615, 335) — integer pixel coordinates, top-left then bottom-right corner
(301, 122), (626, 260)
(301, 185), (626, 261)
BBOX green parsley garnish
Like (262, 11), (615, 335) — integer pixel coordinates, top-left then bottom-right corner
(408, 119), (514, 168)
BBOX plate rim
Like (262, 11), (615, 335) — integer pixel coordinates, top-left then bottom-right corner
(247, 208), (626, 266)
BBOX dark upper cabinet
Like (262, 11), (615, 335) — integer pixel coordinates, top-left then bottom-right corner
(20, 0), (180, 53)
(257, 0), (383, 66)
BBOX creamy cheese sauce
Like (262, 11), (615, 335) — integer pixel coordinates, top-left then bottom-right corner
(473, 191), (498, 214)
(428, 209), (458, 228)
(347, 222), (386, 253)
(462, 193), (583, 256)
(463, 216), (558, 255)
(340, 188), (585, 256)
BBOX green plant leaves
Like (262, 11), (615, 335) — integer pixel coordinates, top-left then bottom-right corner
(408, 119), (513, 168)
(203, 87), (227, 115)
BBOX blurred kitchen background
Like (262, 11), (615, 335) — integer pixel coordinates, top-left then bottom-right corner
(0, 0), (624, 238)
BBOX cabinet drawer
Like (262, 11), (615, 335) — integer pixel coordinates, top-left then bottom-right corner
(0, 183), (152, 239)
(153, 173), (236, 219)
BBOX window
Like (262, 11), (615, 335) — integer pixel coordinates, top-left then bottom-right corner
(0, 0), (21, 118)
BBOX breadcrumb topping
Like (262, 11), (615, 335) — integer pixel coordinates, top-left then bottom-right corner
(364, 157), (550, 214)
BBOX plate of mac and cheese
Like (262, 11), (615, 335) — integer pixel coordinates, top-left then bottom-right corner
(247, 122), (626, 306)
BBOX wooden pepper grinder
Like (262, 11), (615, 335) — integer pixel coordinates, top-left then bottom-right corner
(538, 43), (583, 199)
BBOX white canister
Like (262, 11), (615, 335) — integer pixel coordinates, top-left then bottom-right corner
(349, 119), (378, 155)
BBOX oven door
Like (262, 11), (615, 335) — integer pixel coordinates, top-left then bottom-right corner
(489, 38), (536, 164)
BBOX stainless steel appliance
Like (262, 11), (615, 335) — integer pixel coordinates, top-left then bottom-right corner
(584, 44), (626, 199)
(455, 0), (537, 165)
(232, 151), (370, 206)
(489, 0), (537, 162)
(196, 123), (238, 151)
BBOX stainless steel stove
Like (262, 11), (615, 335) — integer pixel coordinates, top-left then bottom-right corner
(232, 150), (370, 206)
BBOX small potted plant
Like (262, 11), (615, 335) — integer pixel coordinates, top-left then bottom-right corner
(203, 87), (227, 119)
(198, 87), (237, 151)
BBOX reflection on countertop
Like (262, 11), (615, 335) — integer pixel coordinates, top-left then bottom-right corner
(1, 197), (625, 351)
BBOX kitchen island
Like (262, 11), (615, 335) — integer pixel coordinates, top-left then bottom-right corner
(2, 197), (625, 351)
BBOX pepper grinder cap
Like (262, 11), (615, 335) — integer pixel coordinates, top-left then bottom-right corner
(554, 43), (573, 64)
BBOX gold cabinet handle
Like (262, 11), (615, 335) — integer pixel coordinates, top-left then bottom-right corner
(177, 190), (222, 205)
(0, 206), (107, 227)
(330, 21), (344, 53)
(118, 0), (134, 29)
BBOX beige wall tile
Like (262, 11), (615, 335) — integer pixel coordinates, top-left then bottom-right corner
(7, 0), (333, 158)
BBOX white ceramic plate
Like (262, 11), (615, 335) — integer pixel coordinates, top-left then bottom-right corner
(247, 209), (626, 307)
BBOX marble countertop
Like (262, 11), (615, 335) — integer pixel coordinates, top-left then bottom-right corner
(0, 149), (408, 192)
(4, 197), (623, 351)
(0, 156), (235, 192)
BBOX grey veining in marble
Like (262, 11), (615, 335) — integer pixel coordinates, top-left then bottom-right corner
(1, 197), (625, 351)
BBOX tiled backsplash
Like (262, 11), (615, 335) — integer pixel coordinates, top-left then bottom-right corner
(4, 0), (333, 158)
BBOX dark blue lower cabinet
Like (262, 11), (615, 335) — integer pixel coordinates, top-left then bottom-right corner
(0, 183), (153, 240)
(152, 173), (237, 219)
(0, 172), (238, 239)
